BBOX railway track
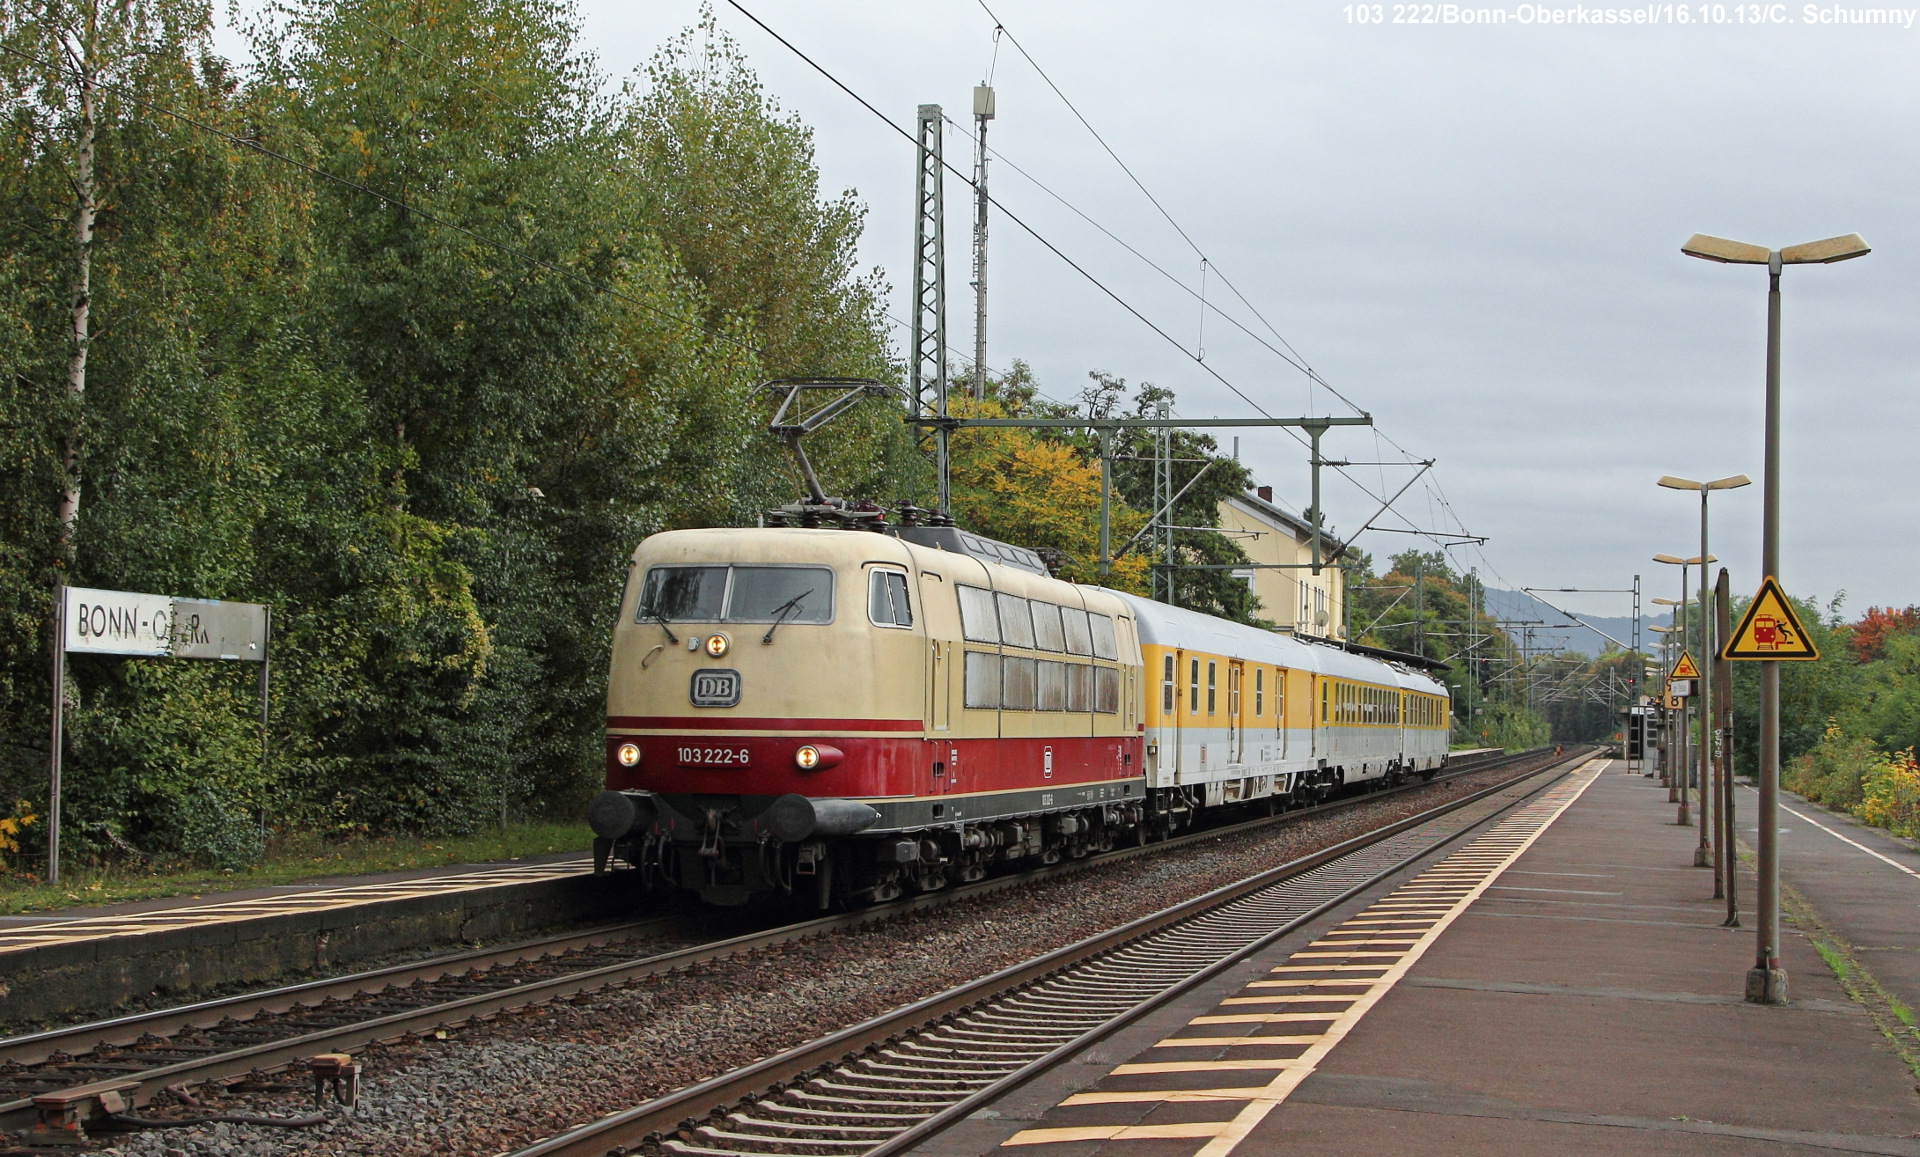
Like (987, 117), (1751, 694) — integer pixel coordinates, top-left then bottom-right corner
(0, 746), (1551, 1138)
(504, 746), (1596, 1157)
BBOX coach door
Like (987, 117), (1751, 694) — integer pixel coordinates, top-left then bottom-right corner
(1228, 661), (1244, 764)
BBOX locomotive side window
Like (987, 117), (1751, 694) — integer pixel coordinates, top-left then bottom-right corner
(1089, 614), (1119, 660)
(868, 570), (912, 628)
(1069, 664), (1095, 712)
(997, 594), (1037, 649)
(1036, 661), (1067, 711)
(1032, 602), (1066, 651)
(1061, 608), (1093, 655)
(638, 566), (727, 621)
(1094, 667), (1120, 713)
(1161, 655), (1175, 713)
(1002, 656), (1038, 710)
(964, 652), (1001, 708)
(958, 585), (1000, 643)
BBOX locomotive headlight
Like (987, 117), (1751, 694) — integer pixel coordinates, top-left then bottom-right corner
(704, 633), (730, 658)
(793, 744), (843, 771)
(616, 742), (642, 767)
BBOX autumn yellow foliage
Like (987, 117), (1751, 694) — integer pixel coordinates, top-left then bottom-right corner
(946, 398), (1150, 593)
(1861, 748), (1920, 837)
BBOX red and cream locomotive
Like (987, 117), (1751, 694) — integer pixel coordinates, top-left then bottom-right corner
(588, 518), (1451, 907)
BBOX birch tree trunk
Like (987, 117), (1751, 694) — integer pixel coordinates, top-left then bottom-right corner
(55, 2), (98, 562)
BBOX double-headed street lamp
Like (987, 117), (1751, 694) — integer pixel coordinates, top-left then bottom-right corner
(1684, 231), (1869, 1006)
(1658, 476), (1751, 883)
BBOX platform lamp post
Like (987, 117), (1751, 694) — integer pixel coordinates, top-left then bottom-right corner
(1654, 554), (1713, 825)
(1659, 475), (1751, 880)
(1684, 231), (1869, 1006)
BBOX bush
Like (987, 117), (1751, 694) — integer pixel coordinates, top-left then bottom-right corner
(1861, 749), (1920, 839)
(1785, 725), (1879, 813)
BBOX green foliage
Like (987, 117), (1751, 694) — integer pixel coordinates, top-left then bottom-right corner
(0, 0), (903, 872)
(1727, 593), (1859, 778)
(1458, 701), (1549, 751)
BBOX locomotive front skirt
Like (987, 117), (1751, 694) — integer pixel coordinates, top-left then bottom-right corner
(590, 527), (1449, 906)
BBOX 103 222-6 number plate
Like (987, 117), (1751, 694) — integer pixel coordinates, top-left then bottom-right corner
(689, 668), (741, 708)
(677, 745), (751, 767)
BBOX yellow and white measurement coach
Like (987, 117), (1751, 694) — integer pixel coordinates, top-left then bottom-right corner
(588, 524), (1452, 906)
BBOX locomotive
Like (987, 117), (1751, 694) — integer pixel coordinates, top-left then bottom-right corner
(587, 522), (1451, 907)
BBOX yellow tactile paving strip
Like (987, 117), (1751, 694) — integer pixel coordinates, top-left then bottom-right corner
(0, 859), (591, 956)
(1000, 759), (1606, 1155)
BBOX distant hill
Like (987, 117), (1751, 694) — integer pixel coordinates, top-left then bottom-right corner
(1481, 588), (1663, 660)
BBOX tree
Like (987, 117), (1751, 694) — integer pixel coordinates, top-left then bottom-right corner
(946, 370), (1149, 590)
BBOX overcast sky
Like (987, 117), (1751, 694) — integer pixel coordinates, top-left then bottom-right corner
(242, 2), (1920, 618)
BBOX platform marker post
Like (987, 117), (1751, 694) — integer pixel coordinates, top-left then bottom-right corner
(1716, 568), (1737, 922)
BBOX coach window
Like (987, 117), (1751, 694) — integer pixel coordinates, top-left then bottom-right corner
(1069, 664), (1095, 712)
(958, 585), (1000, 643)
(1002, 656), (1038, 711)
(1061, 608), (1093, 655)
(963, 652), (1001, 709)
(1189, 657), (1201, 714)
(868, 570), (912, 628)
(1089, 614), (1119, 660)
(1037, 661), (1067, 711)
(1032, 602), (1066, 651)
(1095, 667), (1120, 713)
(1254, 668), (1264, 716)
(1161, 655), (1176, 714)
(1276, 669), (1287, 724)
(997, 593), (1037, 649)
(1207, 661), (1218, 715)
(1320, 679), (1329, 724)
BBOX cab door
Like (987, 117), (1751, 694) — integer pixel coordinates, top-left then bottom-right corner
(916, 570), (960, 793)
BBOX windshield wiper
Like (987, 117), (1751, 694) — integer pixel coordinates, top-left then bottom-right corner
(647, 606), (679, 645)
(761, 590), (812, 645)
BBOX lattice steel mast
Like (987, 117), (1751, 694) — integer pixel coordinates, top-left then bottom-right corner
(910, 104), (950, 512)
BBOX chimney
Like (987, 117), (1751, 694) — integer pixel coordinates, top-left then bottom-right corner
(1256, 485), (1273, 502)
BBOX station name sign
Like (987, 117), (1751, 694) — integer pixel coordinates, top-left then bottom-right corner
(62, 586), (267, 661)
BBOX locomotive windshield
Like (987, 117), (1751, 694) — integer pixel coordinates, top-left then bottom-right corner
(638, 565), (834, 623)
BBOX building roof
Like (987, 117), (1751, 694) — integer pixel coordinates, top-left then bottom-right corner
(1225, 490), (1346, 554)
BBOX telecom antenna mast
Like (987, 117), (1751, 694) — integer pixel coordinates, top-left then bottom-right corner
(910, 104), (950, 512)
(970, 85), (994, 399)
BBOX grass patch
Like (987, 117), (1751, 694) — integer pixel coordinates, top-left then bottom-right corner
(1779, 876), (1920, 1084)
(0, 822), (592, 917)
(1814, 938), (1852, 983)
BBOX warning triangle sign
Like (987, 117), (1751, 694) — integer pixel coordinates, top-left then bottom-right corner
(1722, 576), (1819, 661)
(1669, 650), (1701, 680)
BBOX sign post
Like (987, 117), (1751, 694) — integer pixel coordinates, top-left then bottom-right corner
(47, 587), (270, 884)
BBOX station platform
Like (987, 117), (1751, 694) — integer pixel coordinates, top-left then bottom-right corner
(0, 850), (603, 1027)
(921, 759), (1920, 1157)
